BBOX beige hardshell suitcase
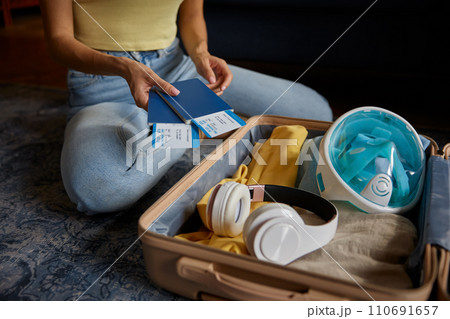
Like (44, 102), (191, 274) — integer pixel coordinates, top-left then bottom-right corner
(138, 115), (440, 301)
(437, 143), (450, 301)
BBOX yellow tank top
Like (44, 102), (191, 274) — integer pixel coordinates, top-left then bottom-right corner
(73, 0), (183, 51)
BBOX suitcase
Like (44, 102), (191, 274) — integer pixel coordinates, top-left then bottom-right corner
(437, 143), (450, 301)
(138, 115), (443, 301)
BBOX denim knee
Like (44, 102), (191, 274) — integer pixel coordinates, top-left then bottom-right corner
(60, 132), (139, 214)
(61, 169), (144, 215)
(61, 144), (187, 214)
(60, 102), (187, 214)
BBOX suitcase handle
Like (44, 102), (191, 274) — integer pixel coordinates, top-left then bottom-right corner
(177, 257), (347, 301)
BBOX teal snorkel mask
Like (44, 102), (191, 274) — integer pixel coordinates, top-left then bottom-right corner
(316, 107), (426, 214)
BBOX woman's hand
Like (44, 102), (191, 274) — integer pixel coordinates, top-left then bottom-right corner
(122, 58), (180, 110)
(191, 51), (233, 96)
(178, 0), (233, 96)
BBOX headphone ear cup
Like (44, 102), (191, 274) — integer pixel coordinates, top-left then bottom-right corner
(244, 203), (305, 265)
(205, 183), (222, 231)
(244, 204), (301, 241)
(243, 203), (280, 256)
(209, 182), (251, 237)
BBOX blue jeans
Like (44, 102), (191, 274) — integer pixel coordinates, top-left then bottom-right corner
(62, 38), (332, 214)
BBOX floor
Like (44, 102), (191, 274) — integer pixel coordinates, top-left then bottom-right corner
(0, 7), (67, 88)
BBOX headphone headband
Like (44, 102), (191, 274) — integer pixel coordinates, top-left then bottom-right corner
(248, 184), (337, 222)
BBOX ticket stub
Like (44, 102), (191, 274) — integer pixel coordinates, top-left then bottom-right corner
(152, 123), (200, 148)
(192, 110), (246, 138)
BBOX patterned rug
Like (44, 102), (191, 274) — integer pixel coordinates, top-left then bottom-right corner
(0, 83), (196, 300)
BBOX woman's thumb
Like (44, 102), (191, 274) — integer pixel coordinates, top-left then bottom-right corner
(203, 66), (216, 84)
(195, 59), (215, 84)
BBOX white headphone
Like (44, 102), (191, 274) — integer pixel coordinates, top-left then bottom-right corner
(205, 182), (338, 265)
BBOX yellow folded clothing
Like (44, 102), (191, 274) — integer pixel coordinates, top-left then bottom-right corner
(175, 125), (308, 253)
(246, 125), (304, 187)
(173, 230), (248, 254)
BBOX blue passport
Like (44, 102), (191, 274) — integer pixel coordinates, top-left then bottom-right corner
(147, 78), (234, 124)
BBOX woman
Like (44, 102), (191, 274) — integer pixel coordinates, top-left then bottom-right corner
(40, 0), (332, 214)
